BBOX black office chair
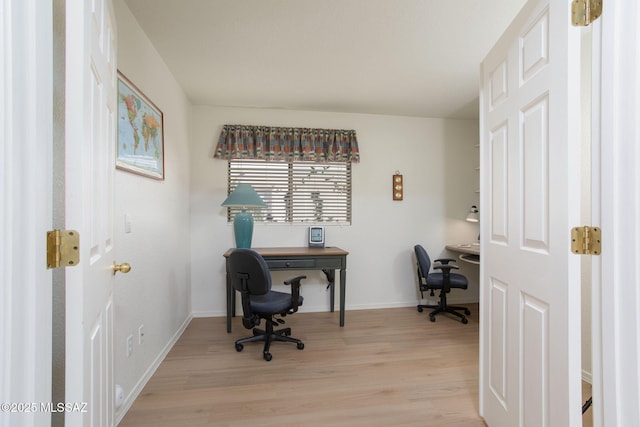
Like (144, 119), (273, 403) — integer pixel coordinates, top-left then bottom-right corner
(228, 248), (306, 361)
(414, 244), (470, 324)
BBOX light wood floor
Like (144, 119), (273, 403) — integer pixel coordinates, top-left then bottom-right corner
(119, 304), (593, 426)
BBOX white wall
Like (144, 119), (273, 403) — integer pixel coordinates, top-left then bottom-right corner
(190, 106), (480, 317)
(113, 0), (192, 420)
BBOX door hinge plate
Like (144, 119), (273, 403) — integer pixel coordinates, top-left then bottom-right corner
(571, 226), (601, 255)
(572, 0), (603, 27)
(47, 230), (80, 269)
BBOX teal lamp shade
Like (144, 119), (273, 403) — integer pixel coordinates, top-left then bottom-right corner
(221, 184), (266, 248)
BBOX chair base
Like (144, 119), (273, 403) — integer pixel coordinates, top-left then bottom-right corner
(234, 318), (304, 361)
(417, 292), (470, 324)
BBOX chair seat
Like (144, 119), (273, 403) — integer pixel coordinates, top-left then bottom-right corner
(426, 273), (468, 289)
(251, 290), (304, 315)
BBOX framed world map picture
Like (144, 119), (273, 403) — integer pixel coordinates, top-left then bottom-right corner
(116, 71), (164, 180)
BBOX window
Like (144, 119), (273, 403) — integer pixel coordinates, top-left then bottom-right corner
(227, 159), (351, 224)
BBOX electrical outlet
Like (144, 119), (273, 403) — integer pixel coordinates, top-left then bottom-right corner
(126, 335), (133, 357)
(138, 325), (144, 345)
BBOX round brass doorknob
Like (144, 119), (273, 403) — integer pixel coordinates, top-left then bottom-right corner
(112, 262), (131, 275)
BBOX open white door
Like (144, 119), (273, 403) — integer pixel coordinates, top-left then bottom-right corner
(65, 0), (118, 425)
(479, 0), (582, 425)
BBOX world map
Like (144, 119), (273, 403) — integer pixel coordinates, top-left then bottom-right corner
(117, 77), (164, 178)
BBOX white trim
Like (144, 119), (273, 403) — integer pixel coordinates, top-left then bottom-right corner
(0, 1), (10, 422)
(589, 15), (604, 427)
(191, 300), (440, 319)
(597, 1), (640, 425)
(1, 0), (53, 426)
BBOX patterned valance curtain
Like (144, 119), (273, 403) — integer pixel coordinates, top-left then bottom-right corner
(214, 124), (360, 163)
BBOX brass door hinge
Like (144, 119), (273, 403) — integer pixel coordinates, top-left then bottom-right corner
(571, 226), (601, 255)
(47, 230), (80, 269)
(572, 0), (602, 26)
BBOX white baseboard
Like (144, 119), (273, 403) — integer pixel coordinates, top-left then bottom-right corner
(192, 310), (225, 318)
(193, 299), (480, 319)
(582, 369), (593, 384)
(115, 314), (192, 425)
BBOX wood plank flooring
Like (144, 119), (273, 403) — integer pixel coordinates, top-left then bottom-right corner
(120, 304), (483, 426)
(119, 304), (593, 426)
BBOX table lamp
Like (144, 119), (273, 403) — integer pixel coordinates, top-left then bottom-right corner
(466, 205), (479, 223)
(466, 205), (480, 242)
(221, 183), (266, 248)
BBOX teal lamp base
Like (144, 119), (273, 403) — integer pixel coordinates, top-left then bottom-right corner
(233, 209), (254, 248)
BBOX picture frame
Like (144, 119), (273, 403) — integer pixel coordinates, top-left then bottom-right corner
(116, 71), (165, 180)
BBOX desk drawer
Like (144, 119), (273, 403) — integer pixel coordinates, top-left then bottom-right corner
(267, 258), (316, 269)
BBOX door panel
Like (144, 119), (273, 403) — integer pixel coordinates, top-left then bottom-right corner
(488, 279), (508, 405)
(521, 94), (549, 250)
(489, 124), (508, 242)
(522, 295), (548, 426)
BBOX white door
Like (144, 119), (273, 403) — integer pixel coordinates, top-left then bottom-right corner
(65, 0), (118, 425)
(479, 0), (582, 425)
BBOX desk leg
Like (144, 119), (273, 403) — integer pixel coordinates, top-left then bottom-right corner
(340, 268), (346, 327)
(322, 269), (336, 312)
(226, 261), (233, 333)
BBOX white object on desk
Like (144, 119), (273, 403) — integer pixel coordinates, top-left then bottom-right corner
(446, 243), (480, 264)
(308, 226), (325, 247)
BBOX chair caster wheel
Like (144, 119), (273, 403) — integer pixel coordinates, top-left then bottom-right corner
(417, 306), (423, 313)
(462, 318), (468, 324)
(297, 342), (305, 350)
(235, 343), (243, 352)
(464, 309), (471, 315)
(430, 316), (436, 322)
(263, 352), (272, 361)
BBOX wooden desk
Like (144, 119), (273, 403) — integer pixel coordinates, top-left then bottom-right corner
(445, 243), (480, 265)
(223, 247), (349, 332)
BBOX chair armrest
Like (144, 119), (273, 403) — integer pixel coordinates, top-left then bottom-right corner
(434, 258), (459, 274)
(434, 263), (457, 294)
(433, 263), (459, 272)
(284, 275), (307, 287)
(284, 275), (306, 313)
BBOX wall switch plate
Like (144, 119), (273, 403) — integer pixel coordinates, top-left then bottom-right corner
(124, 213), (132, 233)
(138, 325), (144, 345)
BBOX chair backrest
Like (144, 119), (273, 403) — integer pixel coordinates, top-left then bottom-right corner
(228, 249), (272, 296)
(414, 244), (432, 279)
(228, 249), (272, 329)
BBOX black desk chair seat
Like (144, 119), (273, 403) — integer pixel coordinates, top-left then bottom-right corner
(414, 244), (470, 324)
(228, 248), (306, 361)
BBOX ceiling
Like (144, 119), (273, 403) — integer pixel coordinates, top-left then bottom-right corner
(123, 0), (526, 119)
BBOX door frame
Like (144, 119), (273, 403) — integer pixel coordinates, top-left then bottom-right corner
(1, 0), (53, 426)
(591, 2), (640, 426)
